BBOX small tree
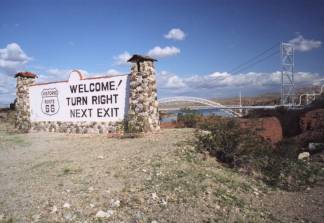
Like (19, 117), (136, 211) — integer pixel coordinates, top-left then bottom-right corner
(177, 108), (201, 128)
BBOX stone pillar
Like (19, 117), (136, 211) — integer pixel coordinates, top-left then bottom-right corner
(126, 55), (160, 132)
(15, 72), (37, 132)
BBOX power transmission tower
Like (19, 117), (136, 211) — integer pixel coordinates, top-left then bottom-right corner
(281, 42), (296, 106)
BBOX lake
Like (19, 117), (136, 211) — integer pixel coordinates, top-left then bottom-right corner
(160, 108), (231, 123)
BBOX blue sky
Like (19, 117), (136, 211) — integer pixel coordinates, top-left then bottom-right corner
(1, 0), (324, 105)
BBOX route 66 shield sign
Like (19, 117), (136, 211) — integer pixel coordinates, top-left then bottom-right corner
(41, 88), (60, 116)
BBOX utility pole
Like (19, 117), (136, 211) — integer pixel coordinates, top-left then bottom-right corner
(281, 42), (295, 106)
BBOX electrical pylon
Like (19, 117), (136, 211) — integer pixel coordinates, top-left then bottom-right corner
(281, 42), (296, 106)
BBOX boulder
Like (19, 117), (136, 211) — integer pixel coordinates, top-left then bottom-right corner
(309, 143), (324, 153)
(298, 152), (310, 161)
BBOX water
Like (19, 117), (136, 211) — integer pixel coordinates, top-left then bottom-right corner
(160, 108), (230, 123)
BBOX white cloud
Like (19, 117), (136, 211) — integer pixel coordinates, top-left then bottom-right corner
(38, 68), (124, 83)
(113, 51), (131, 65)
(105, 69), (123, 76)
(164, 28), (186, 41)
(158, 71), (186, 89)
(37, 68), (90, 83)
(147, 46), (180, 58)
(158, 70), (320, 93)
(288, 35), (322, 52)
(0, 72), (16, 106)
(47, 68), (71, 77)
(0, 43), (32, 75)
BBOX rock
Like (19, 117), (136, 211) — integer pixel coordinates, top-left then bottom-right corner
(151, 221), (158, 223)
(51, 205), (58, 213)
(63, 212), (75, 221)
(151, 192), (158, 200)
(95, 210), (114, 218)
(161, 198), (167, 206)
(90, 203), (95, 208)
(88, 186), (94, 192)
(97, 155), (104, 159)
(110, 199), (121, 208)
(32, 214), (41, 222)
(309, 143), (324, 153)
(63, 202), (71, 208)
(298, 152), (310, 160)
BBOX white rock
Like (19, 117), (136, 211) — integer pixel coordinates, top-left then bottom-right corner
(95, 210), (114, 218)
(64, 212), (74, 221)
(97, 155), (104, 159)
(161, 198), (167, 206)
(88, 186), (94, 192)
(51, 205), (58, 213)
(298, 152), (310, 160)
(151, 221), (158, 223)
(32, 214), (41, 221)
(90, 203), (95, 208)
(106, 210), (114, 216)
(0, 214), (4, 220)
(111, 199), (120, 208)
(63, 202), (71, 208)
(151, 192), (158, 200)
(142, 169), (147, 173)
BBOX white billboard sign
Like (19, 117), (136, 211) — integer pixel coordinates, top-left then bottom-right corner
(29, 70), (130, 122)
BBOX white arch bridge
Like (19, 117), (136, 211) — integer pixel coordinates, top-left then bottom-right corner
(158, 96), (279, 117)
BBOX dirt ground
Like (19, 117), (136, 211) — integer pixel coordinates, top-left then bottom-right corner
(0, 116), (323, 222)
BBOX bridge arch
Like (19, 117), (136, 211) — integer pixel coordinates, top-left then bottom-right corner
(158, 96), (241, 117)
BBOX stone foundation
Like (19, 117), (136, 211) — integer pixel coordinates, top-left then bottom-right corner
(30, 121), (123, 134)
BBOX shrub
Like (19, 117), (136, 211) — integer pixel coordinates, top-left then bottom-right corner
(195, 117), (319, 191)
(195, 119), (241, 164)
(177, 108), (202, 128)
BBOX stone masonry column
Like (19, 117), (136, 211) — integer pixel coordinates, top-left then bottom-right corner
(126, 55), (160, 132)
(15, 72), (37, 132)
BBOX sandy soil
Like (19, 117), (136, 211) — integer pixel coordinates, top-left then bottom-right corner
(0, 116), (323, 222)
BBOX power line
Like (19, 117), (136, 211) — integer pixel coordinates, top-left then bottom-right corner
(228, 42), (279, 74)
(232, 50), (280, 75)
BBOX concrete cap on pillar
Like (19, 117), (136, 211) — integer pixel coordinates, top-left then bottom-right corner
(15, 72), (38, 78)
(127, 54), (157, 63)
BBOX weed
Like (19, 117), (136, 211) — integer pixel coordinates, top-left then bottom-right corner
(0, 218), (15, 223)
(212, 188), (245, 208)
(60, 166), (82, 176)
(0, 133), (30, 147)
